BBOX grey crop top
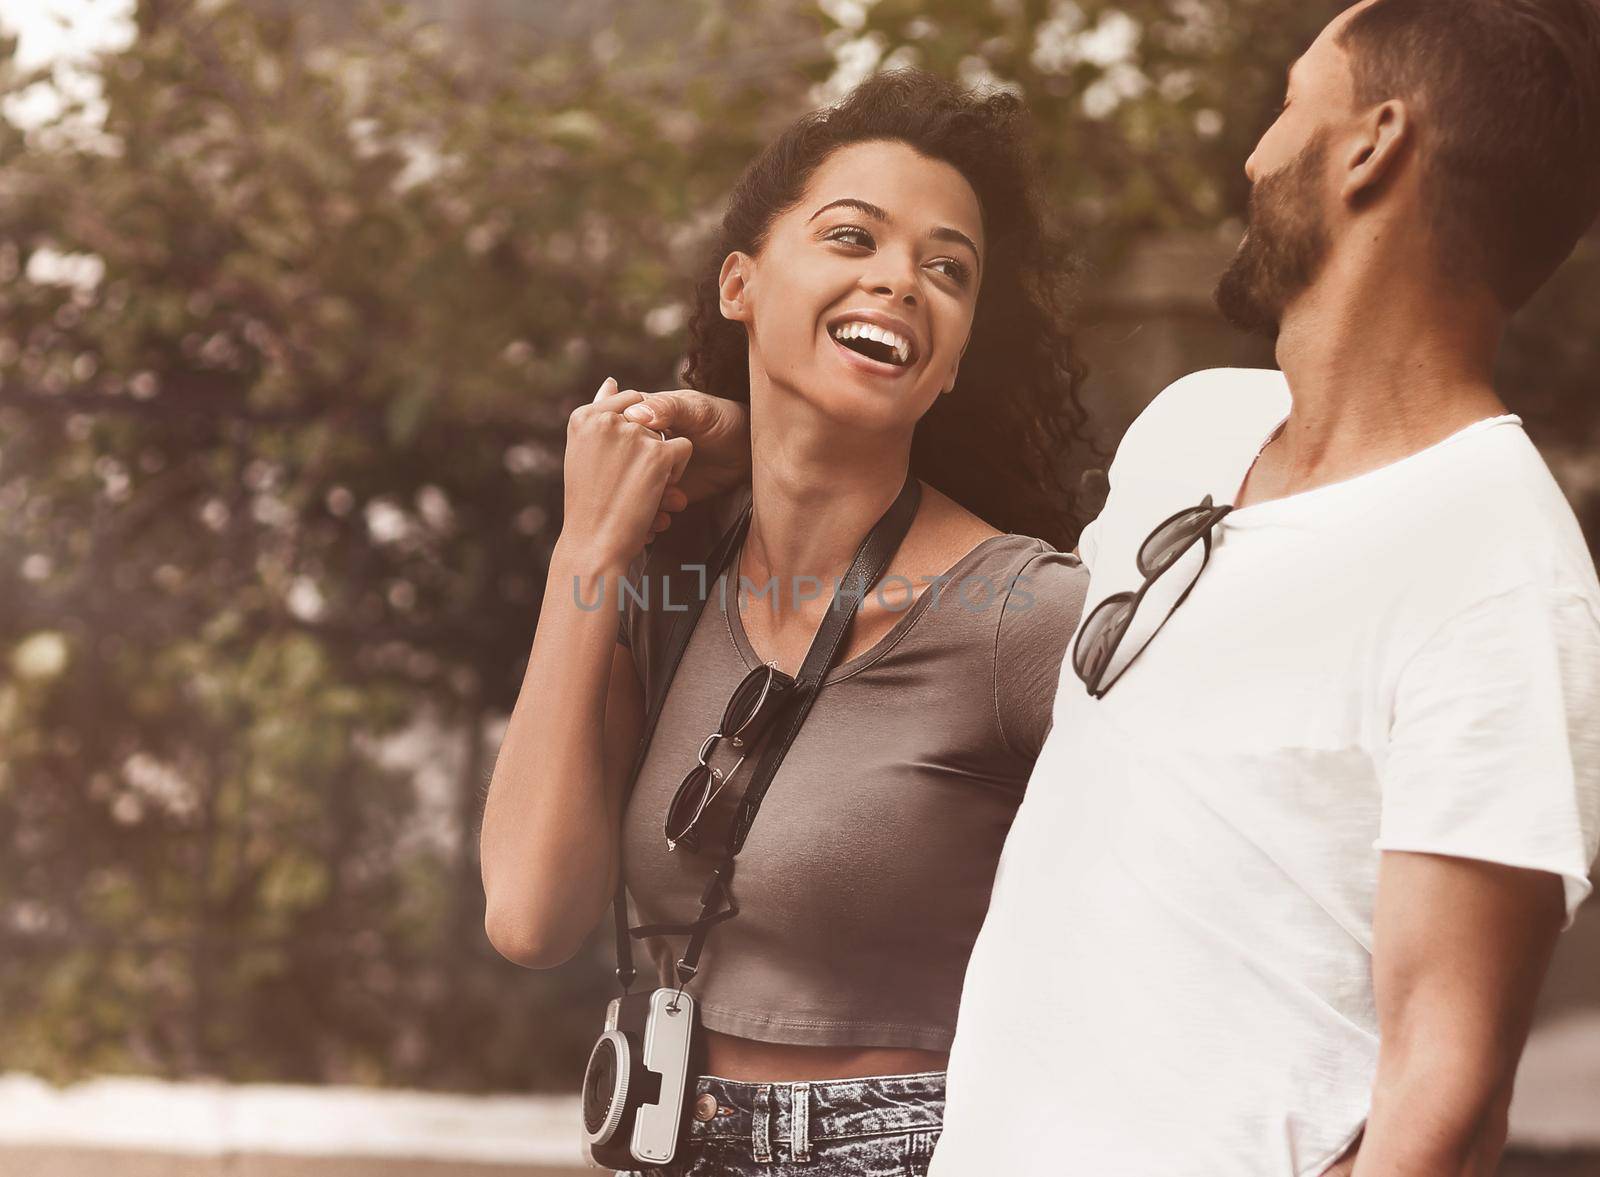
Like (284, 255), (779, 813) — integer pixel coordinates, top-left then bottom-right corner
(617, 488), (1087, 1050)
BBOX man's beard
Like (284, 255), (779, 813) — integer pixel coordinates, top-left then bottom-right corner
(1213, 131), (1331, 338)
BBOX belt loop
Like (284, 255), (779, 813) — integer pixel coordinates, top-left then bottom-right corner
(752, 1082), (773, 1163)
(790, 1081), (811, 1162)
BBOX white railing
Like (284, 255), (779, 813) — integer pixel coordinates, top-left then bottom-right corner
(0, 1073), (584, 1166)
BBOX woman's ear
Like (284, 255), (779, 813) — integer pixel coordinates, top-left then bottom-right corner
(1341, 98), (1410, 206)
(718, 252), (753, 323)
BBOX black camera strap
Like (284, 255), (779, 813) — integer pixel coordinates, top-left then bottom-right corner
(612, 472), (921, 992)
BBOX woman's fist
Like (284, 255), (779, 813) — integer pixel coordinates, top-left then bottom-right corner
(561, 378), (692, 567)
(621, 390), (750, 506)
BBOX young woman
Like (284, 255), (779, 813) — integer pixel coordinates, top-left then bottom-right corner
(480, 71), (1092, 1175)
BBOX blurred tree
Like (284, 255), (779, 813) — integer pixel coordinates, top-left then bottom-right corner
(0, 0), (821, 1090)
(0, 0), (1594, 1095)
(815, 1), (1339, 251)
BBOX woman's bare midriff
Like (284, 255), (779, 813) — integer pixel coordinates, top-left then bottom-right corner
(703, 1027), (948, 1081)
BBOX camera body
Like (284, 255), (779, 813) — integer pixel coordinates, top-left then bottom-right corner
(583, 987), (701, 1169)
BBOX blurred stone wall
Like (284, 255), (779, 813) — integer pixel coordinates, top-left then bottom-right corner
(1077, 229), (1275, 444)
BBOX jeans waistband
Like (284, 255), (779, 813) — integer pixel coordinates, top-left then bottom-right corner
(685, 1070), (945, 1159)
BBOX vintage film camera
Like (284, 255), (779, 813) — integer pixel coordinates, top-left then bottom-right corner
(582, 987), (701, 1169)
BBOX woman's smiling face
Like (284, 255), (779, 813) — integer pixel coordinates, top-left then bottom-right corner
(718, 139), (985, 431)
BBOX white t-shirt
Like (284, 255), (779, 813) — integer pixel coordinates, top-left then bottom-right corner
(931, 368), (1600, 1177)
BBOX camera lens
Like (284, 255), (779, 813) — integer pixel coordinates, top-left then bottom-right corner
(582, 1045), (615, 1132)
(582, 1030), (630, 1143)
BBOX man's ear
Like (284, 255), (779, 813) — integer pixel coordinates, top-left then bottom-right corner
(718, 252), (754, 323)
(1342, 98), (1410, 205)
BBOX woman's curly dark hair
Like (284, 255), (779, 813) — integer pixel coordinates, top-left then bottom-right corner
(683, 70), (1092, 548)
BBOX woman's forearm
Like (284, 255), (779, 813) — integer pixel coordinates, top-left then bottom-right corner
(480, 537), (637, 968)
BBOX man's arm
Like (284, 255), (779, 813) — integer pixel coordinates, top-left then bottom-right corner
(1351, 851), (1564, 1176)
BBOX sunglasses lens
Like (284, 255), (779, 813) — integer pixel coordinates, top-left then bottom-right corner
(666, 764), (715, 844)
(1139, 507), (1212, 577)
(724, 668), (772, 735)
(724, 666), (793, 742)
(1073, 596), (1133, 685)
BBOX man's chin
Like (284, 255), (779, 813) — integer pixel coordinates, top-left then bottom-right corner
(1213, 263), (1282, 339)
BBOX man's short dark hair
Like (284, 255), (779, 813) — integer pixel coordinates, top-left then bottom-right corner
(1339, 0), (1600, 309)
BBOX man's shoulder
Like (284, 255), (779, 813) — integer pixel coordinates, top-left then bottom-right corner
(1150, 365), (1290, 406)
(1417, 422), (1600, 605)
(1117, 367), (1291, 467)
(1103, 367), (1289, 497)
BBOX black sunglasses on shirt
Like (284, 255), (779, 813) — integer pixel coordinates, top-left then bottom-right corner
(664, 662), (795, 852)
(1072, 495), (1234, 699)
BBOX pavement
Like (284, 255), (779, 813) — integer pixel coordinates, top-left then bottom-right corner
(0, 1149), (590, 1177)
(0, 1148), (1595, 1177)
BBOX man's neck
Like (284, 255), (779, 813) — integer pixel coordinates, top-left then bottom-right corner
(1240, 254), (1509, 508)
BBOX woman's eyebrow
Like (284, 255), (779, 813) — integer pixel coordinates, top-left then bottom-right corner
(930, 226), (980, 257)
(808, 197), (980, 258)
(808, 197), (889, 223)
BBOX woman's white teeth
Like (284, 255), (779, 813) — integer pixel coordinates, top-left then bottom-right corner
(831, 321), (912, 365)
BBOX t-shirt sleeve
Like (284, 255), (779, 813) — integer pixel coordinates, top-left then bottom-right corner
(993, 549), (1090, 761)
(1075, 513), (1102, 571)
(1074, 368), (1289, 573)
(1376, 585), (1600, 927)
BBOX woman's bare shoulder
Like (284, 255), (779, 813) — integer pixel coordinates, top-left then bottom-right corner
(915, 482), (1005, 557)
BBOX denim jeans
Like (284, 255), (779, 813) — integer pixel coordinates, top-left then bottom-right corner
(620, 1070), (945, 1176)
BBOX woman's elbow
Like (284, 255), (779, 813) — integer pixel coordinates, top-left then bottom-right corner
(483, 901), (588, 970)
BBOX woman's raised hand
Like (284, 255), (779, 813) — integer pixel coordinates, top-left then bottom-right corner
(561, 378), (693, 568)
(622, 389), (751, 507)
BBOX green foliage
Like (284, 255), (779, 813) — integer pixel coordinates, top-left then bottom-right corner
(0, 0), (815, 1091)
(819, 0), (1344, 247)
